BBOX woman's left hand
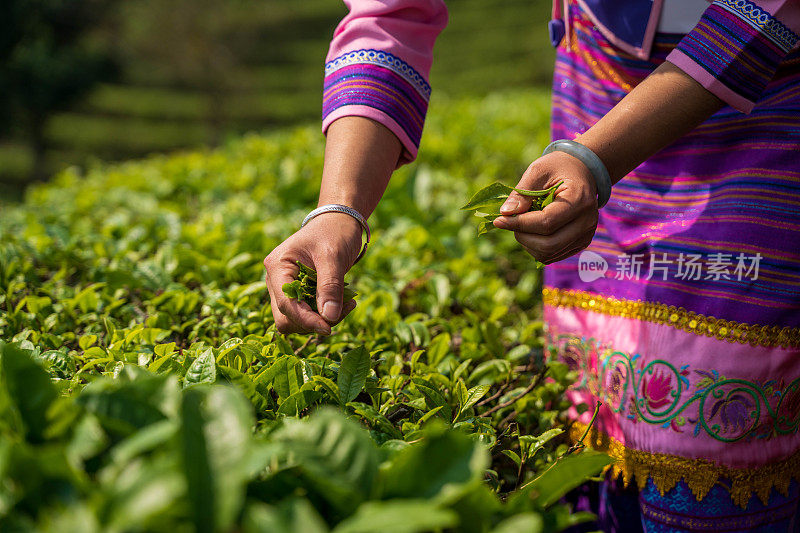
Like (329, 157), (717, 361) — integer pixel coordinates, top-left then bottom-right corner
(493, 150), (600, 264)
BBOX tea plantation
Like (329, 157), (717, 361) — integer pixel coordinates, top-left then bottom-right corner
(0, 90), (609, 532)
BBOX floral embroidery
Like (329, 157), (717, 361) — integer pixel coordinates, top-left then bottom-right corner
(549, 333), (800, 442)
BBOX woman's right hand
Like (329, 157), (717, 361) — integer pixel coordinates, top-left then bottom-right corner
(263, 212), (363, 335)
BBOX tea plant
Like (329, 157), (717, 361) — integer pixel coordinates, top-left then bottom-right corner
(0, 90), (608, 531)
(461, 182), (560, 235)
(282, 261), (358, 311)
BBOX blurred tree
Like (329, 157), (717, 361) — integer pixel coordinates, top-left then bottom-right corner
(0, 0), (117, 181)
(119, 0), (247, 147)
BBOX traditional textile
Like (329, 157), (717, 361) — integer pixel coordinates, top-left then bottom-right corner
(546, 0), (800, 525)
(323, 51), (429, 151)
(667, 0), (800, 111)
(550, 0), (800, 63)
(566, 477), (800, 532)
(321, 0), (447, 164)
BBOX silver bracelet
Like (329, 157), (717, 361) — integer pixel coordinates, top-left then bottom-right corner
(301, 204), (371, 264)
(543, 139), (612, 208)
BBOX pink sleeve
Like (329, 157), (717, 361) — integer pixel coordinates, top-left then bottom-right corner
(322, 0), (448, 165)
(666, 0), (800, 113)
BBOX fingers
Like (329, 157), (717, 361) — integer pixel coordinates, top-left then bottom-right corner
(314, 253), (350, 323)
(514, 211), (597, 263)
(264, 254), (331, 335)
(494, 195), (573, 235)
(499, 190), (533, 216)
(335, 299), (358, 326)
(499, 160), (553, 215)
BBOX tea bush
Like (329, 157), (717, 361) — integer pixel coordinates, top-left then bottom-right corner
(0, 89), (608, 532)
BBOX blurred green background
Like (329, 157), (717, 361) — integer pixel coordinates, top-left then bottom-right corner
(0, 0), (554, 200)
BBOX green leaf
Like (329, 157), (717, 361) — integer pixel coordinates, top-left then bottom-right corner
(381, 424), (488, 499)
(67, 414), (108, 464)
(460, 385), (490, 413)
(184, 348), (216, 388)
(244, 499), (330, 533)
(277, 389), (322, 416)
(427, 332), (451, 368)
(78, 334), (98, 350)
(218, 365), (270, 412)
(348, 401), (402, 439)
(101, 456), (184, 531)
(78, 373), (180, 435)
(337, 346), (370, 404)
(309, 375), (340, 404)
(412, 380), (452, 422)
(460, 182), (513, 210)
(281, 280), (306, 301)
(513, 451), (614, 509)
(333, 500), (458, 533)
(107, 419), (177, 467)
(452, 359), (471, 384)
(343, 286), (358, 301)
(477, 221), (497, 235)
(519, 428), (564, 460)
(454, 380), (468, 411)
(271, 355), (303, 401)
(491, 513), (544, 533)
(512, 182), (559, 198)
(1, 341), (58, 442)
(540, 189), (556, 208)
(501, 449), (522, 468)
(418, 406), (444, 425)
(181, 385), (255, 533)
(270, 408), (380, 511)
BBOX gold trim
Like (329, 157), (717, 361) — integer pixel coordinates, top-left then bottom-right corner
(569, 422), (800, 508)
(543, 288), (800, 349)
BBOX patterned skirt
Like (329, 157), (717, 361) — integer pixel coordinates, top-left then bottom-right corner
(546, 2), (800, 531)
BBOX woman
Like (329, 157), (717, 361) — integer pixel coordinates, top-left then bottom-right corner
(263, 0), (800, 530)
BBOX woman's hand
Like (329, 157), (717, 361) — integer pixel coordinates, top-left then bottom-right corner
(264, 213), (362, 335)
(493, 151), (599, 264)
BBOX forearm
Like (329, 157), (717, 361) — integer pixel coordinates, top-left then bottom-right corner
(577, 61), (724, 184)
(318, 116), (403, 217)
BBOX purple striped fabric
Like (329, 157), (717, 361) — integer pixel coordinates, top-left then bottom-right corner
(673, 0), (799, 104)
(545, 0), (800, 518)
(323, 61), (428, 150)
(546, 2), (800, 328)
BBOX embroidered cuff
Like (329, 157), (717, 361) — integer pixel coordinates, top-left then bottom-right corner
(667, 0), (799, 113)
(322, 50), (430, 164)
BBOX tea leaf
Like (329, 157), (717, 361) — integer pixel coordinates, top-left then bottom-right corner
(337, 346), (370, 404)
(333, 500), (458, 533)
(460, 182), (513, 210)
(184, 348), (216, 388)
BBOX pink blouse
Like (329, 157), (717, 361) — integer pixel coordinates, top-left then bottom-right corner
(322, 0), (799, 164)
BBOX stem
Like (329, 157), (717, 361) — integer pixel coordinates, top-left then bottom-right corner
(476, 379), (513, 407)
(481, 364), (547, 417)
(294, 334), (316, 355)
(518, 400), (603, 491)
(564, 400), (602, 456)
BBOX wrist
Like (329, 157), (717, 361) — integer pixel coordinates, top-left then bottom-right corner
(543, 139), (612, 208)
(302, 204), (370, 264)
(304, 212), (361, 237)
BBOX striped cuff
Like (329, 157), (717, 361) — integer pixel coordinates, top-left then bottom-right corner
(667, 0), (799, 113)
(323, 50), (430, 162)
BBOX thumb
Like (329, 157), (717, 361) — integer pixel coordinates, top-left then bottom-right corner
(499, 190), (532, 215)
(501, 158), (553, 214)
(315, 257), (347, 323)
